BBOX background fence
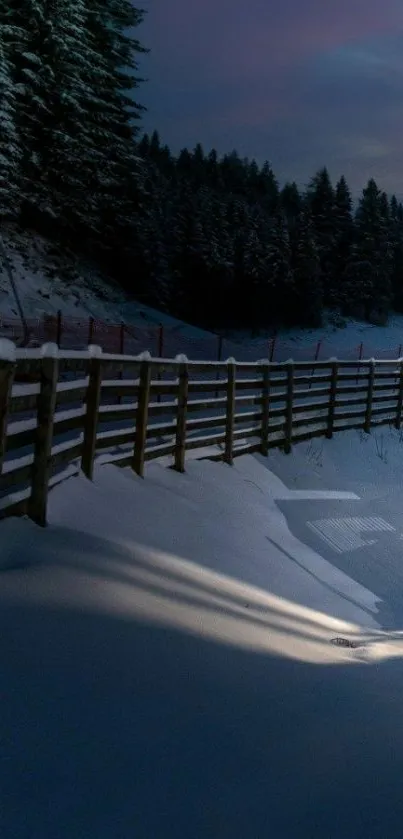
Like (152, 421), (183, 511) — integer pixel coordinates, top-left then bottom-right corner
(1, 342), (403, 526)
(1, 312), (401, 365)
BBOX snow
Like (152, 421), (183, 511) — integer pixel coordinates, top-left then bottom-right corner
(5, 436), (403, 835)
(0, 337), (15, 361)
(6, 230), (403, 832)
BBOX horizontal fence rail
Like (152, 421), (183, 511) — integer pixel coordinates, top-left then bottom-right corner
(1, 340), (403, 525)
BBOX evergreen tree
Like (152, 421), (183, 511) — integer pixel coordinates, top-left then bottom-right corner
(349, 178), (392, 321)
(333, 175), (354, 310)
(389, 195), (403, 311)
(0, 34), (20, 217)
(293, 205), (323, 326)
(306, 167), (336, 305)
(266, 211), (294, 325)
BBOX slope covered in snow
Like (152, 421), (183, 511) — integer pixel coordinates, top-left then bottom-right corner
(0, 223), (212, 340)
(3, 441), (403, 837)
(2, 223), (403, 360)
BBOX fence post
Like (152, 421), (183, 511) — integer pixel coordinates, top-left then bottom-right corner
(284, 359), (294, 454)
(132, 353), (152, 477)
(117, 322), (126, 406)
(215, 335), (224, 400)
(119, 322), (125, 355)
(158, 324), (164, 358)
(56, 310), (62, 348)
(174, 355), (189, 473)
(260, 360), (270, 455)
(326, 358), (338, 440)
(356, 342), (363, 384)
(224, 358), (236, 465)
(364, 359), (376, 434)
(156, 325), (164, 405)
(88, 316), (94, 346)
(309, 340), (322, 390)
(269, 333), (277, 363)
(28, 343), (59, 527)
(0, 340), (16, 475)
(395, 357), (403, 430)
(81, 345), (103, 480)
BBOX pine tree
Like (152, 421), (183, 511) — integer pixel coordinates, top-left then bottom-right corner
(293, 205), (323, 326)
(0, 33), (20, 217)
(306, 167), (336, 306)
(257, 161), (279, 214)
(333, 175), (354, 310)
(390, 195), (403, 311)
(267, 211), (294, 326)
(349, 178), (392, 322)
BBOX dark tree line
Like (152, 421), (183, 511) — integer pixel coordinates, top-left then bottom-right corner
(132, 134), (403, 329)
(0, 3), (402, 331)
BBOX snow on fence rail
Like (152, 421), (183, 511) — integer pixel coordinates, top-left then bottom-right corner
(1, 340), (403, 525)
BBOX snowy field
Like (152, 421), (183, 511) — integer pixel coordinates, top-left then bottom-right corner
(3, 430), (403, 836)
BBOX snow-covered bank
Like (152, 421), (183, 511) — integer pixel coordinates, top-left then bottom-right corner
(3, 451), (403, 837)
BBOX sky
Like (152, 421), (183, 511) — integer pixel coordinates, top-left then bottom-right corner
(138, 1), (403, 197)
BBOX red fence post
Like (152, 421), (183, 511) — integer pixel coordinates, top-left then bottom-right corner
(88, 316), (94, 346)
(56, 310), (62, 348)
(156, 324), (164, 404)
(158, 324), (164, 358)
(119, 322), (125, 355)
(309, 340), (323, 390)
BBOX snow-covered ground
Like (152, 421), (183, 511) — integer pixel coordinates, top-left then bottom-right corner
(3, 432), (403, 837)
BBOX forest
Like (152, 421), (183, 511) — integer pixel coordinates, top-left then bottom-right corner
(1, 2), (402, 330)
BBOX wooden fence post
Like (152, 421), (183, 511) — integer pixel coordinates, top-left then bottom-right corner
(395, 357), (403, 430)
(356, 342), (363, 384)
(284, 360), (294, 454)
(326, 358), (338, 440)
(215, 335), (223, 400)
(174, 355), (189, 473)
(260, 361), (270, 455)
(117, 323), (126, 406)
(364, 359), (375, 434)
(56, 310), (63, 348)
(28, 343), (59, 527)
(132, 353), (152, 477)
(0, 340), (16, 475)
(224, 358), (236, 465)
(81, 345), (103, 480)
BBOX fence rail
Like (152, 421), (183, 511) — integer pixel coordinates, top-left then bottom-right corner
(1, 340), (403, 525)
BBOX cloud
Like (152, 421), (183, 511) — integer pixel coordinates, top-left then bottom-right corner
(139, 0), (403, 194)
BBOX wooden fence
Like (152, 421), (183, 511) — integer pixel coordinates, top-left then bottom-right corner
(1, 340), (403, 526)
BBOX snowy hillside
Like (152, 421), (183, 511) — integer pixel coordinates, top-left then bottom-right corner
(0, 223), (211, 340)
(2, 223), (403, 360)
(3, 435), (403, 836)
